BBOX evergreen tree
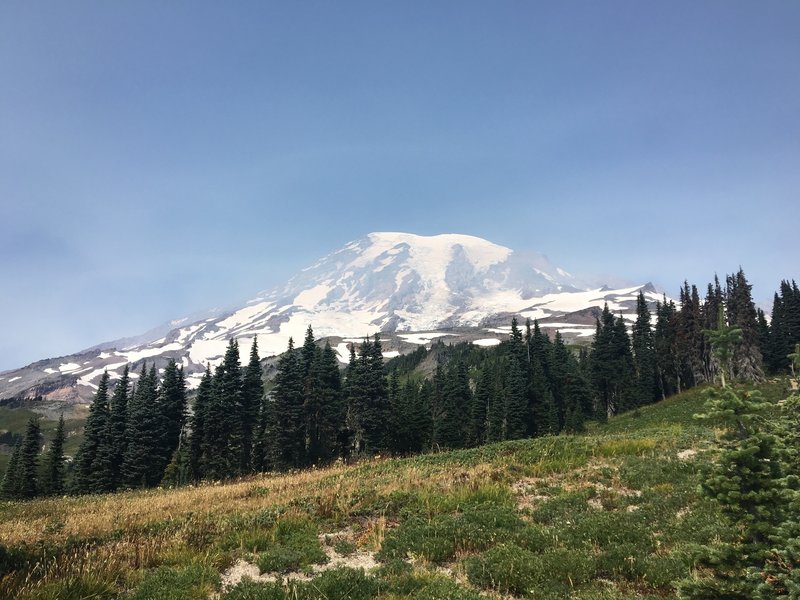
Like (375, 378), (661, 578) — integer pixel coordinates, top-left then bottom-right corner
(252, 393), (276, 472)
(705, 306), (742, 388)
(44, 414), (66, 496)
(486, 361), (506, 442)
(72, 371), (111, 493)
(17, 417), (42, 499)
(240, 337), (263, 473)
(726, 268), (764, 381)
(468, 367), (491, 446)
(311, 341), (343, 463)
(273, 338), (305, 469)
(504, 355), (527, 440)
(202, 364), (231, 479)
(654, 298), (680, 399)
(433, 361), (470, 449)
(189, 365), (212, 481)
(108, 366), (130, 488)
(529, 354), (554, 435)
(363, 334), (389, 453)
(1, 441), (21, 499)
(632, 291), (658, 406)
(161, 430), (190, 488)
(158, 359), (187, 476)
(122, 364), (161, 487)
(591, 305), (635, 417)
(681, 387), (785, 598)
(219, 339), (244, 475)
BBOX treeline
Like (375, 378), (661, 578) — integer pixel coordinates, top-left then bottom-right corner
(2, 269), (797, 499)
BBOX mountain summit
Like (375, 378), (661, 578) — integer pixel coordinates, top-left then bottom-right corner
(0, 233), (659, 403)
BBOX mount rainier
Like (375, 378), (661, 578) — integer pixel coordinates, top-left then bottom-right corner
(0, 232), (662, 404)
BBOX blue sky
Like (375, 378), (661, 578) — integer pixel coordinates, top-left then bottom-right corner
(0, 1), (798, 370)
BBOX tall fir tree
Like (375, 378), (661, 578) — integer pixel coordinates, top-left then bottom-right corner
(504, 355), (528, 440)
(632, 291), (658, 406)
(72, 371), (111, 493)
(1, 441), (21, 499)
(363, 334), (389, 453)
(108, 365), (130, 488)
(272, 338), (305, 469)
(240, 337), (263, 473)
(158, 359), (188, 476)
(122, 364), (161, 487)
(43, 414), (66, 496)
(17, 417), (42, 499)
(189, 365), (212, 481)
(725, 268), (764, 381)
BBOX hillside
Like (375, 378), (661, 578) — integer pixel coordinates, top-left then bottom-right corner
(0, 380), (789, 599)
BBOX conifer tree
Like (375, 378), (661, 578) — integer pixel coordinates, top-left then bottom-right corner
(363, 334), (389, 453)
(189, 365), (212, 481)
(705, 306), (742, 388)
(218, 339), (243, 475)
(240, 337), (263, 473)
(681, 387), (785, 597)
(486, 361), (505, 442)
(504, 355), (527, 440)
(468, 367), (491, 446)
(252, 393), (276, 472)
(310, 341), (343, 463)
(17, 417), (42, 499)
(108, 366), (130, 488)
(202, 364), (232, 479)
(44, 414), (66, 495)
(632, 291), (658, 406)
(529, 354), (553, 435)
(1, 441), (21, 499)
(273, 338), (305, 469)
(591, 305), (635, 416)
(72, 371), (111, 493)
(158, 359), (187, 476)
(122, 364), (161, 487)
(433, 361), (470, 449)
(726, 268), (764, 381)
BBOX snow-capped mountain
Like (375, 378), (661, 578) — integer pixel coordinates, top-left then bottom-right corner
(0, 232), (663, 403)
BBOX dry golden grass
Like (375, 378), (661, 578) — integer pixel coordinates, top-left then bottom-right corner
(0, 457), (503, 547)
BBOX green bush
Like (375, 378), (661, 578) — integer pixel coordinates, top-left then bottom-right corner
(595, 543), (645, 580)
(378, 501), (525, 564)
(255, 517), (327, 573)
(465, 544), (596, 595)
(333, 538), (356, 556)
(641, 553), (690, 589)
(296, 567), (377, 600)
(532, 489), (594, 525)
(129, 563), (220, 600)
(464, 543), (540, 595)
(414, 578), (485, 600)
(223, 578), (288, 600)
(562, 510), (653, 552)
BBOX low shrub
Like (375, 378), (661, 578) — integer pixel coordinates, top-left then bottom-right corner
(128, 562), (220, 600)
(255, 517), (327, 573)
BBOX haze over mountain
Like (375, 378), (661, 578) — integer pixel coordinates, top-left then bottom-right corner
(0, 233), (661, 403)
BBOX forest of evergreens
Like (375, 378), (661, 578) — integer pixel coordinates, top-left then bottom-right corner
(1, 270), (798, 500)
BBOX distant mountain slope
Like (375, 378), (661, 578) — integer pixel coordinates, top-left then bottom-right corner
(0, 233), (663, 403)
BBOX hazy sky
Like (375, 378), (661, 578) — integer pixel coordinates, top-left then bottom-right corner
(1, 1), (798, 370)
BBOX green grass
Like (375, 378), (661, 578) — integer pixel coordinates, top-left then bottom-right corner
(1, 379), (792, 599)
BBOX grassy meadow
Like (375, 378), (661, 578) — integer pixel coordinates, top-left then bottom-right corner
(0, 380), (790, 599)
